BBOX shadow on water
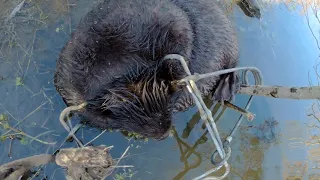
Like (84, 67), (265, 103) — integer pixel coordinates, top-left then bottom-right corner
(0, 0), (320, 179)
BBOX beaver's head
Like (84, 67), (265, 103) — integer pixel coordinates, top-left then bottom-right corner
(85, 65), (182, 141)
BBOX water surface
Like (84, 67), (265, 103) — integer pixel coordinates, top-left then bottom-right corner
(0, 0), (319, 179)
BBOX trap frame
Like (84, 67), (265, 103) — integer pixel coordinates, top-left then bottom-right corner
(163, 54), (262, 180)
(59, 54), (263, 180)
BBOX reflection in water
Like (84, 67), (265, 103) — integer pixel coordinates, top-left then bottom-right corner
(172, 99), (230, 180)
(230, 118), (280, 179)
(170, 96), (280, 179)
(181, 98), (226, 139)
(172, 127), (203, 180)
(282, 118), (320, 179)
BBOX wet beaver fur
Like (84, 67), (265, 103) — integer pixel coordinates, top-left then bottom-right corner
(54, 0), (239, 140)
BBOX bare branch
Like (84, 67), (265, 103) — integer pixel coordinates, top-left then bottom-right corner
(238, 85), (320, 99)
(5, 0), (26, 23)
(0, 154), (54, 180)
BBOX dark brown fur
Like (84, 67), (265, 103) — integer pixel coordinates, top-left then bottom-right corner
(54, 0), (239, 140)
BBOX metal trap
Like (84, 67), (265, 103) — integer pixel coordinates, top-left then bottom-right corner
(162, 54), (262, 180)
(59, 54), (263, 180)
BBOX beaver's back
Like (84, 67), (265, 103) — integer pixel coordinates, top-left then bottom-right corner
(173, 0), (239, 94)
(54, 0), (194, 106)
(175, 0), (239, 70)
(54, 0), (238, 107)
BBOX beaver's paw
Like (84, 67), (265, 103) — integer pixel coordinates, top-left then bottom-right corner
(212, 72), (240, 102)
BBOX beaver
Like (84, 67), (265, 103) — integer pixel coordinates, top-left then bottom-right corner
(54, 0), (239, 141)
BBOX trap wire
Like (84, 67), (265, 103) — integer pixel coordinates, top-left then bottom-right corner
(58, 54), (263, 180)
(163, 54), (263, 180)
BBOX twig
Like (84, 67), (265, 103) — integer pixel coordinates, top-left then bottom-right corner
(110, 165), (134, 168)
(23, 29), (37, 78)
(223, 101), (255, 121)
(305, 8), (320, 50)
(5, 0), (26, 23)
(22, 101), (48, 121)
(115, 147), (130, 167)
(1, 133), (21, 138)
(0, 122), (56, 145)
(29, 130), (54, 145)
(8, 136), (14, 158)
(2, 101), (49, 136)
(0, 103), (19, 122)
(84, 129), (107, 146)
(104, 146), (131, 178)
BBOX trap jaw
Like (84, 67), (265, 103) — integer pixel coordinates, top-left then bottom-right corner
(162, 54), (263, 180)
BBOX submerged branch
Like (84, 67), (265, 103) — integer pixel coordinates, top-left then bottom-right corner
(0, 122), (56, 145)
(5, 0), (26, 23)
(0, 154), (54, 180)
(238, 85), (320, 100)
(0, 145), (118, 180)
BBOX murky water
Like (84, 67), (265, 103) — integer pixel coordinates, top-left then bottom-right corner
(0, 0), (319, 179)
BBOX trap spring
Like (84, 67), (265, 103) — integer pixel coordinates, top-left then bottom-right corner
(162, 54), (263, 180)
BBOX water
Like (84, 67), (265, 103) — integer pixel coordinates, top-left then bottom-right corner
(0, 0), (319, 179)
